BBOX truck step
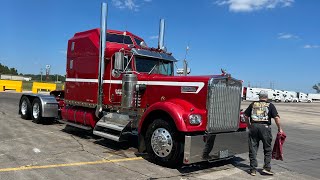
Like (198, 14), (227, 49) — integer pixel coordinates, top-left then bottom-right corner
(58, 119), (92, 131)
(95, 122), (125, 132)
(93, 130), (120, 142)
(102, 112), (132, 126)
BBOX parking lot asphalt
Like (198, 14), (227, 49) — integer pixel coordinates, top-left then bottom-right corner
(0, 92), (319, 180)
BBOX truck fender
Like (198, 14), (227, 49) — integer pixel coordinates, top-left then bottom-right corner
(138, 101), (187, 134)
(137, 100), (206, 153)
(139, 98), (205, 134)
(19, 94), (59, 118)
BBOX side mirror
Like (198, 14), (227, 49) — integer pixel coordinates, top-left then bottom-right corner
(114, 52), (124, 71)
(140, 41), (147, 48)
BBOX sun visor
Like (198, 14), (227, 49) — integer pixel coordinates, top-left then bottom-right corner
(131, 48), (177, 62)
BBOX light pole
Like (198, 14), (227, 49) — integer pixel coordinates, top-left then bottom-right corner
(40, 68), (43, 82)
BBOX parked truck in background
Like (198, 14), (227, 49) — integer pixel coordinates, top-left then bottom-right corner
(242, 87), (314, 103)
(282, 91), (298, 102)
(273, 89), (286, 102)
(18, 3), (247, 167)
(244, 87), (274, 101)
(298, 92), (312, 103)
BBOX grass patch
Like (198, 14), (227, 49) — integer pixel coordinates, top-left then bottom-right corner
(22, 81), (65, 91)
(22, 81), (33, 91)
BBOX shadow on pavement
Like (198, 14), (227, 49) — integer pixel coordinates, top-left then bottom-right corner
(177, 156), (250, 174)
(61, 125), (139, 158)
(61, 125), (251, 174)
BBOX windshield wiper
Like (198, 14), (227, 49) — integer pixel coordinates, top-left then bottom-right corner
(148, 64), (157, 75)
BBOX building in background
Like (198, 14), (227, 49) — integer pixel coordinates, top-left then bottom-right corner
(0, 74), (32, 81)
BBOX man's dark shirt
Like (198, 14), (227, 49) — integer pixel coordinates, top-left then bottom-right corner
(244, 100), (279, 125)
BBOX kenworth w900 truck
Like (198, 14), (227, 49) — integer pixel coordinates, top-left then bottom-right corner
(19, 3), (247, 167)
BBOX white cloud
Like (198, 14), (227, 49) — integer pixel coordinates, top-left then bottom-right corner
(303, 44), (320, 49)
(278, 33), (299, 39)
(112, 0), (140, 11)
(215, 0), (294, 12)
(149, 35), (158, 40)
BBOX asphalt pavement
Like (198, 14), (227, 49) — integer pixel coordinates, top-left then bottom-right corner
(0, 92), (319, 180)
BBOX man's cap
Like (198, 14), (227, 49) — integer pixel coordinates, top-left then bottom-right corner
(259, 90), (268, 98)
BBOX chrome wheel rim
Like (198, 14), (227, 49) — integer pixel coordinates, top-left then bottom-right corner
(32, 103), (40, 119)
(151, 128), (173, 158)
(21, 100), (27, 115)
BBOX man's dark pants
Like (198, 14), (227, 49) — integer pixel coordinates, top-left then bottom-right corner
(248, 123), (273, 170)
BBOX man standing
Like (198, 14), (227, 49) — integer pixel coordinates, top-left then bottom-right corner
(244, 90), (283, 176)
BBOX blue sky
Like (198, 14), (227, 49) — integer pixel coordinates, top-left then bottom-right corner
(0, 0), (319, 93)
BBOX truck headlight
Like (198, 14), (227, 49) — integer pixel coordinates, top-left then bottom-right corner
(189, 114), (202, 125)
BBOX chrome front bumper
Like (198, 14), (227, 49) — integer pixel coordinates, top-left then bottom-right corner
(183, 131), (248, 164)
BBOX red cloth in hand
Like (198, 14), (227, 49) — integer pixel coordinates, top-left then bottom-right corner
(272, 131), (286, 160)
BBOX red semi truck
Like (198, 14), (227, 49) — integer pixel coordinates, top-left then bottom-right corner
(18, 3), (247, 167)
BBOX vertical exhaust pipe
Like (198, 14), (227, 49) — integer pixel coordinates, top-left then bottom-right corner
(158, 19), (165, 50)
(96, 2), (108, 117)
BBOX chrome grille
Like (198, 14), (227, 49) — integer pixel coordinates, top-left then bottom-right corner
(207, 78), (242, 133)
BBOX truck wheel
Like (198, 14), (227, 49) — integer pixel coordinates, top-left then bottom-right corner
(32, 98), (43, 124)
(145, 119), (184, 167)
(20, 96), (31, 120)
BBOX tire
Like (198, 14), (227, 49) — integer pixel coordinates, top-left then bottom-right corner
(32, 98), (43, 124)
(145, 119), (184, 167)
(20, 96), (32, 120)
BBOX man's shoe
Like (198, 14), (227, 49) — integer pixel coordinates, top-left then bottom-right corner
(250, 169), (256, 176)
(262, 169), (274, 175)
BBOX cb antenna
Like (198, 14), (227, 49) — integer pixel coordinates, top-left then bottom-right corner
(183, 43), (190, 76)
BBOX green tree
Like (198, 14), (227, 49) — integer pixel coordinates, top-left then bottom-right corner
(313, 83), (320, 93)
(0, 63), (18, 75)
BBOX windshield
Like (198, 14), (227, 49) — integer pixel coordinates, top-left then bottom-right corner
(106, 33), (133, 44)
(135, 56), (173, 76)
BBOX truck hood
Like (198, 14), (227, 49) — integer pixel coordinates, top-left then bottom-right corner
(139, 74), (232, 111)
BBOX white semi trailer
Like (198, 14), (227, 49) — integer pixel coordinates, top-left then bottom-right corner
(245, 87), (274, 101)
(308, 93), (320, 101)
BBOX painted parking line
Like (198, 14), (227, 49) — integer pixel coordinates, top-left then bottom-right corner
(0, 157), (143, 173)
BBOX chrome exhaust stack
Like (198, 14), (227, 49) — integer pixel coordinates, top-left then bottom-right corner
(158, 19), (165, 50)
(96, 2), (108, 117)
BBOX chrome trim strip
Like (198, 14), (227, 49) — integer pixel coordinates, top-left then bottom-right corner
(65, 79), (205, 94)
